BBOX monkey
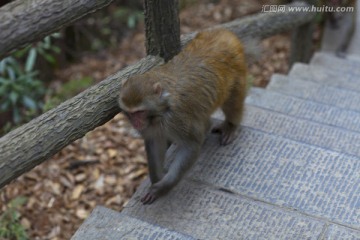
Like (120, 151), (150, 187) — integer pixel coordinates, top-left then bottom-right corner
(118, 28), (247, 204)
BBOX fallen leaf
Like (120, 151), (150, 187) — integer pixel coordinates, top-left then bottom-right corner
(107, 149), (118, 158)
(71, 185), (84, 200)
(75, 209), (89, 219)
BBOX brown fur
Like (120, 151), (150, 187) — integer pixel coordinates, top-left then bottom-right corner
(118, 28), (248, 203)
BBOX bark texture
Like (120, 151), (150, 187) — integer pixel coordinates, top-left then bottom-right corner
(0, 2), (315, 189)
(144, 0), (180, 61)
(0, 0), (114, 58)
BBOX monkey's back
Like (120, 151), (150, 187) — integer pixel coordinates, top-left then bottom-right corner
(160, 29), (247, 118)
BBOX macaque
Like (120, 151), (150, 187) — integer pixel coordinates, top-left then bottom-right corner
(118, 28), (247, 204)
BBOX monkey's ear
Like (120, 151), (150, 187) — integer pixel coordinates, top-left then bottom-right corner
(153, 82), (170, 99)
(153, 82), (162, 96)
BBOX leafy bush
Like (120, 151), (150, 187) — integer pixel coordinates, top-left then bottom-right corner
(0, 196), (28, 240)
(0, 56), (44, 125)
(0, 34), (60, 129)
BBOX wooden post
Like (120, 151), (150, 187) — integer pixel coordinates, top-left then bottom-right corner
(290, 21), (315, 66)
(289, 0), (317, 66)
(143, 0), (181, 62)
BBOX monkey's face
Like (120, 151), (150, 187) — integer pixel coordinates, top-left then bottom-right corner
(118, 77), (170, 132)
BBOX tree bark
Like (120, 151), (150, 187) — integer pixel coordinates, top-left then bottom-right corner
(144, 0), (181, 61)
(0, 1), (315, 189)
(0, 0), (114, 58)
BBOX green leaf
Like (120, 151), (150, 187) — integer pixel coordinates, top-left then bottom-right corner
(0, 86), (7, 96)
(51, 32), (61, 38)
(51, 46), (61, 54)
(25, 48), (37, 72)
(9, 91), (18, 104)
(127, 15), (136, 29)
(42, 53), (56, 64)
(6, 67), (16, 80)
(0, 59), (6, 73)
(0, 77), (8, 84)
(22, 96), (37, 110)
(42, 36), (51, 49)
(12, 108), (21, 123)
(14, 45), (31, 58)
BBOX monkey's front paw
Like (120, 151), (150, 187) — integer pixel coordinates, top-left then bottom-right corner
(212, 123), (237, 145)
(141, 183), (168, 204)
(141, 185), (162, 204)
(141, 192), (158, 204)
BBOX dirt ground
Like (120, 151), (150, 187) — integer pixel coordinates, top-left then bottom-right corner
(0, 1), (293, 239)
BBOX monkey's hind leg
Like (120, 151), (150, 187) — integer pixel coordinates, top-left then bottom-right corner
(212, 78), (247, 145)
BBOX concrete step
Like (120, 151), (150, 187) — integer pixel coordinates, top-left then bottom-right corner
(71, 194), (359, 240)
(246, 87), (360, 133)
(310, 52), (360, 75)
(267, 74), (360, 113)
(71, 206), (194, 240)
(72, 120), (360, 239)
(123, 126), (360, 234)
(241, 104), (360, 157)
(289, 63), (360, 92)
(347, 54), (360, 62)
(123, 179), (326, 239)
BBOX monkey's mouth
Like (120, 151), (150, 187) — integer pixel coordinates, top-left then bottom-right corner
(127, 111), (147, 131)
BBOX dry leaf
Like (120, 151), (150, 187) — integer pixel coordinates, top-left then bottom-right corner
(107, 149), (118, 158)
(75, 173), (87, 182)
(105, 175), (117, 186)
(75, 209), (89, 219)
(71, 185), (84, 200)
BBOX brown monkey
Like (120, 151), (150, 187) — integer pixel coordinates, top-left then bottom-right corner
(118, 28), (247, 204)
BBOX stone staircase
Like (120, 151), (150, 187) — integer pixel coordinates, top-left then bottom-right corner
(71, 52), (360, 239)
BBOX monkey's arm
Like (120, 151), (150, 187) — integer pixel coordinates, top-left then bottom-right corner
(141, 142), (201, 204)
(144, 137), (167, 184)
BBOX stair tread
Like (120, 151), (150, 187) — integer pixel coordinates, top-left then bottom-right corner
(289, 63), (360, 92)
(310, 52), (360, 76)
(71, 206), (194, 240)
(267, 74), (360, 112)
(247, 87), (360, 133)
(123, 126), (360, 232)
